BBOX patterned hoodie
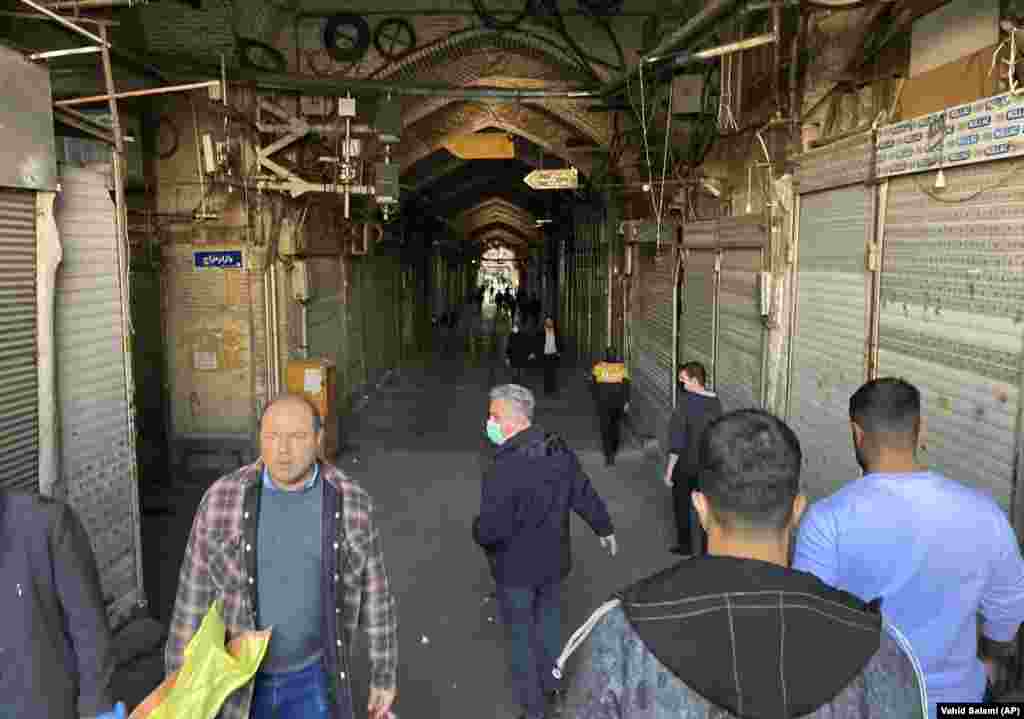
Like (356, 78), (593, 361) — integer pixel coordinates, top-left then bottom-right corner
(558, 556), (928, 719)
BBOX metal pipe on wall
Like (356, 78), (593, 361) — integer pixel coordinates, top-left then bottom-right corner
(867, 181), (887, 380)
(783, 193), (801, 420)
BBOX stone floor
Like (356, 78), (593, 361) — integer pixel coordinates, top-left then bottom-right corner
(117, 329), (683, 718)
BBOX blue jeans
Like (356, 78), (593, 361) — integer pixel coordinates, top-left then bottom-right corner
(251, 660), (346, 719)
(497, 580), (562, 719)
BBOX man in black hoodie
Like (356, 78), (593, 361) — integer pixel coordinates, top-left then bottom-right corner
(473, 384), (618, 719)
(557, 409), (927, 719)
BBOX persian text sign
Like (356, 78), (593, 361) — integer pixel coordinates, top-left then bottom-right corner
(524, 167), (579, 190)
(876, 92), (1024, 178)
(194, 250), (244, 269)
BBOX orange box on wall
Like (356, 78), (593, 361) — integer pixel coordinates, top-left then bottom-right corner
(285, 359), (338, 461)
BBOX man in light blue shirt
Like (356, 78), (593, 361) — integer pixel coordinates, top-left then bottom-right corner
(794, 377), (1024, 718)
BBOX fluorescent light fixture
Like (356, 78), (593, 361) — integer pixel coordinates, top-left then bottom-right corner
(535, 218), (552, 225)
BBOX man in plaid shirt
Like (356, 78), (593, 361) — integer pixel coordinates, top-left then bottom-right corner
(165, 394), (398, 719)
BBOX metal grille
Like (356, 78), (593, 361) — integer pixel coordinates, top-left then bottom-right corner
(789, 186), (872, 502)
(54, 166), (140, 627)
(793, 131), (875, 194)
(630, 225), (676, 438)
(717, 247), (764, 412)
(879, 162), (1024, 511)
(0, 189), (39, 492)
(680, 249), (717, 389)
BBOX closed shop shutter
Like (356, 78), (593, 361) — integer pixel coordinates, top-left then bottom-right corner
(879, 162), (1024, 511)
(717, 246), (765, 412)
(630, 224), (676, 438)
(0, 189), (39, 492)
(680, 249), (717, 390)
(592, 239), (609, 358)
(54, 166), (142, 627)
(789, 186), (873, 501)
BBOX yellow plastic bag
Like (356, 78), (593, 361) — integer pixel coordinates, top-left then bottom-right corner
(131, 600), (271, 719)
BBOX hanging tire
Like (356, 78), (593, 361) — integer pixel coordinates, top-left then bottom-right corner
(237, 37), (287, 73)
(577, 0), (623, 15)
(471, 0), (534, 31)
(373, 17), (417, 61)
(323, 13), (371, 63)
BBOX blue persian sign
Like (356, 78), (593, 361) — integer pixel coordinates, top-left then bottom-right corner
(194, 250), (244, 269)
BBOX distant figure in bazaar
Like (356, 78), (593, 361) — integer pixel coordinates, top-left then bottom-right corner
(589, 347), (631, 466)
(506, 322), (532, 383)
(530, 316), (562, 396)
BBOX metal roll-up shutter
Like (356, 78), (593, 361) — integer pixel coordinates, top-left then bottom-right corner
(788, 185), (872, 501)
(717, 247), (765, 412)
(54, 166), (142, 627)
(630, 223), (676, 437)
(592, 231), (609, 358)
(680, 249), (717, 389)
(0, 189), (39, 492)
(793, 131), (875, 194)
(879, 162), (1024, 511)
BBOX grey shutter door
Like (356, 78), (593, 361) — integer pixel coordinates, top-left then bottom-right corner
(680, 249), (717, 389)
(717, 246), (765, 412)
(789, 186), (872, 501)
(794, 131), (875, 194)
(879, 163), (1024, 511)
(0, 189), (39, 492)
(54, 166), (142, 627)
(630, 225), (676, 438)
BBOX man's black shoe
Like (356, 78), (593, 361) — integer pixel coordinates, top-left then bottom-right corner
(668, 545), (692, 556)
(604, 456), (614, 467)
(547, 688), (565, 717)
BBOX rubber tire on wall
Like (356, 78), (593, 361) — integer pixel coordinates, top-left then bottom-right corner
(237, 37), (288, 73)
(323, 13), (371, 63)
(373, 17), (417, 61)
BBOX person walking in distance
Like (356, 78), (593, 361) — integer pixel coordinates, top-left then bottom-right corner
(664, 361), (722, 556)
(531, 316), (562, 396)
(474, 384), (617, 719)
(589, 347), (631, 466)
(506, 323), (531, 384)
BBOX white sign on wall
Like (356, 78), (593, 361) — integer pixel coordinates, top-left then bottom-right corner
(875, 91), (1024, 178)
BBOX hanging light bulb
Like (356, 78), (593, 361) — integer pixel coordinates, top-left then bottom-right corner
(745, 165), (753, 214)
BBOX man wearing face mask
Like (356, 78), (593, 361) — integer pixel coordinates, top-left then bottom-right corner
(473, 384), (617, 719)
(664, 361), (722, 556)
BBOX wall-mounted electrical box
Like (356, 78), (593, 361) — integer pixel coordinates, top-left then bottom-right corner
(291, 259), (310, 302)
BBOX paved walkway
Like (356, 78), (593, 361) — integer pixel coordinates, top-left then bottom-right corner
(118, 328), (682, 717)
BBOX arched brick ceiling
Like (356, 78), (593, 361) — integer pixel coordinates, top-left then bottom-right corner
(400, 100), (599, 173)
(457, 198), (539, 244)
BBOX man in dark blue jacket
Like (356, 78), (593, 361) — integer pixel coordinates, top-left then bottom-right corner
(473, 384), (617, 719)
(0, 489), (123, 719)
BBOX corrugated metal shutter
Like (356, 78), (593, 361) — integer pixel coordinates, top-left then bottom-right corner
(717, 247), (765, 412)
(793, 131), (875, 194)
(0, 189), (39, 492)
(879, 162), (1024, 512)
(680, 249), (717, 389)
(630, 224), (676, 437)
(788, 186), (873, 501)
(54, 166), (141, 627)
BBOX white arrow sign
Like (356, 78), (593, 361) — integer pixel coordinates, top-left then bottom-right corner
(524, 167), (579, 190)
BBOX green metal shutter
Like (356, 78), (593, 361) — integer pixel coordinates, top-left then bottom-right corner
(715, 217), (767, 412)
(717, 247), (764, 411)
(630, 224), (676, 438)
(0, 189), (39, 492)
(879, 162), (1024, 512)
(680, 249), (717, 390)
(789, 186), (872, 502)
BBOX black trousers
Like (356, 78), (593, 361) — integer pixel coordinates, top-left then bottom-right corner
(542, 354), (558, 394)
(597, 404), (624, 460)
(671, 465), (707, 555)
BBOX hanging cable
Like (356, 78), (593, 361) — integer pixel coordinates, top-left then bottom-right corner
(637, 62), (659, 222)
